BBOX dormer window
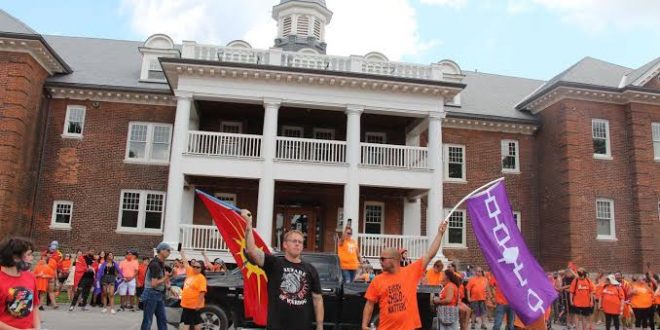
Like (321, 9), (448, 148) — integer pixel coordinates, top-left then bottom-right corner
(139, 34), (179, 83)
(148, 59), (165, 80)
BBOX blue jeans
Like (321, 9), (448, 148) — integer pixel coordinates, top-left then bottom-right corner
(493, 304), (515, 330)
(140, 288), (167, 330)
(342, 270), (356, 283)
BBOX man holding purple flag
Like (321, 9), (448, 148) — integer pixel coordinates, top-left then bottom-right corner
(465, 180), (557, 326)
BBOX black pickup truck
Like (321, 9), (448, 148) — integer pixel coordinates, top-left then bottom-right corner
(166, 253), (438, 330)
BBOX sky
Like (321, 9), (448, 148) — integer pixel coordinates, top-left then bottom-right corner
(2, 0), (659, 81)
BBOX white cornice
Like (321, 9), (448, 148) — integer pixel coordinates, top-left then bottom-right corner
(0, 37), (67, 75)
(48, 87), (176, 106)
(442, 117), (538, 135)
(522, 86), (660, 114)
(161, 62), (462, 99)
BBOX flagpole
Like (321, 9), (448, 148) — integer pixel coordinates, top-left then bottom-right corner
(442, 177), (504, 224)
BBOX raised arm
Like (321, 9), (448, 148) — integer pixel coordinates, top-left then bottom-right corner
(422, 221), (448, 269)
(200, 250), (212, 269)
(180, 250), (189, 267)
(243, 209), (265, 267)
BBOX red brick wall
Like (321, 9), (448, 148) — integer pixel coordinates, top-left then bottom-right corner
(0, 52), (48, 237)
(439, 127), (538, 268)
(33, 99), (175, 256)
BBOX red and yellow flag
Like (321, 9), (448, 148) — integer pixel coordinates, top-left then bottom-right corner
(196, 190), (270, 326)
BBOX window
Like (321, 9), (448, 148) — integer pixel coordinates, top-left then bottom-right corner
(596, 199), (615, 239)
(444, 144), (466, 181)
(281, 126), (303, 137)
(313, 128), (335, 140)
(652, 123), (660, 160)
(220, 121), (242, 134)
(50, 201), (73, 229)
(501, 140), (520, 173)
(147, 59), (165, 80)
(63, 105), (86, 138)
(444, 209), (466, 247)
(363, 202), (384, 234)
(592, 119), (611, 158)
(365, 132), (386, 144)
(214, 193), (237, 206)
(282, 16), (292, 36)
(513, 211), (521, 231)
(117, 190), (165, 233)
(297, 15), (310, 35)
(125, 122), (172, 164)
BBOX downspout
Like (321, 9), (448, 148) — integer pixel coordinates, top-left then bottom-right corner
(28, 89), (52, 238)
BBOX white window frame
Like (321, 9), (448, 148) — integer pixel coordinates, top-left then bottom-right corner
(62, 105), (86, 139)
(50, 200), (73, 230)
(116, 190), (166, 234)
(124, 122), (173, 165)
(363, 201), (384, 234)
(220, 121), (243, 134)
(214, 192), (237, 206)
(592, 119), (612, 159)
(444, 144), (466, 182)
(365, 132), (387, 144)
(501, 140), (520, 173)
(313, 128), (335, 140)
(443, 208), (467, 248)
(281, 125), (304, 137)
(513, 211), (521, 231)
(595, 198), (616, 240)
(652, 122), (660, 161)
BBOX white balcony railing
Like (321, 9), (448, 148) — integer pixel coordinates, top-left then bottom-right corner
(180, 224), (229, 252)
(276, 136), (347, 163)
(358, 233), (429, 260)
(186, 131), (262, 158)
(181, 42), (464, 82)
(361, 143), (429, 169)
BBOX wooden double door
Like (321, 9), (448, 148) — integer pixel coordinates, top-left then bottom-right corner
(273, 206), (322, 252)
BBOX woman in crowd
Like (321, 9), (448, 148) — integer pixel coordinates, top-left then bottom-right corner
(629, 275), (654, 330)
(0, 237), (40, 330)
(433, 269), (462, 330)
(58, 254), (72, 297)
(179, 250), (207, 330)
(337, 225), (361, 283)
(98, 252), (121, 314)
(599, 274), (625, 330)
(34, 255), (56, 311)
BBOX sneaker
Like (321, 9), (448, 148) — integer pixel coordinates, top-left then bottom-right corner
(82, 306), (90, 311)
(119, 306), (125, 312)
(102, 308), (108, 313)
(68, 306), (75, 312)
(39, 306), (44, 311)
(111, 309), (116, 314)
(471, 324), (476, 330)
(481, 325), (487, 330)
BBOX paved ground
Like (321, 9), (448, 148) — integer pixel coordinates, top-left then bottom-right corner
(40, 304), (179, 330)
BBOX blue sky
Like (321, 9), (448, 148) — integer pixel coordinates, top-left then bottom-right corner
(2, 0), (659, 81)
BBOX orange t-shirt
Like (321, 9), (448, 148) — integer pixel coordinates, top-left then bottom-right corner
(180, 266), (207, 309)
(466, 276), (489, 301)
(365, 260), (425, 330)
(595, 282), (605, 300)
(337, 238), (360, 270)
(570, 278), (594, 307)
(630, 283), (653, 308)
(490, 277), (508, 305)
(34, 261), (55, 292)
(59, 259), (72, 273)
(119, 259), (139, 280)
(600, 285), (624, 315)
(425, 270), (445, 286)
(137, 263), (148, 287)
(440, 282), (459, 306)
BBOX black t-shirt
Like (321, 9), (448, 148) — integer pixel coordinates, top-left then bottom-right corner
(262, 254), (322, 330)
(82, 255), (95, 280)
(145, 259), (166, 292)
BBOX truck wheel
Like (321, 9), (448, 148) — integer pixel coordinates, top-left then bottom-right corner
(199, 304), (229, 330)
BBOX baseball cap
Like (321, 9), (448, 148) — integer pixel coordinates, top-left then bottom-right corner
(607, 274), (620, 285)
(155, 242), (172, 252)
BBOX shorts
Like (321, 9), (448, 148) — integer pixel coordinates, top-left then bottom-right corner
(102, 275), (116, 286)
(573, 306), (593, 316)
(181, 308), (203, 326)
(117, 278), (136, 295)
(470, 301), (487, 317)
(58, 274), (68, 284)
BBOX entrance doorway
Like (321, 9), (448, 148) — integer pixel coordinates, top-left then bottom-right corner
(274, 206), (321, 252)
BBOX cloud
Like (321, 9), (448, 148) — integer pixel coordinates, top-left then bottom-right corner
(507, 0), (660, 33)
(119, 0), (437, 61)
(419, 0), (468, 9)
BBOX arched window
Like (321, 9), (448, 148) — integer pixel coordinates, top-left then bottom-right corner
(297, 15), (310, 36)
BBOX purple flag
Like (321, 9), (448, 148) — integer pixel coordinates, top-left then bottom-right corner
(466, 181), (557, 325)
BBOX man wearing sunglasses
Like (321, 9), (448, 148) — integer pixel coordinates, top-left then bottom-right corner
(361, 220), (449, 330)
(245, 209), (324, 330)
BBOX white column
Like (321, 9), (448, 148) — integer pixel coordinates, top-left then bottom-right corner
(426, 110), (446, 258)
(181, 187), (195, 225)
(256, 98), (281, 248)
(343, 105), (363, 236)
(163, 92), (192, 246)
(403, 198), (421, 236)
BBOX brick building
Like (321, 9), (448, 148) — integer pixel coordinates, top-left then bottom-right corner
(0, 2), (658, 273)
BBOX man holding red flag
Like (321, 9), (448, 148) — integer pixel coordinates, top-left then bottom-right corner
(245, 211), (324, 330)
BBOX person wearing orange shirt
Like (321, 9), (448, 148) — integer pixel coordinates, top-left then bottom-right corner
(629, 276), (654, 330)
(57, 254), (72, 295)
(491, 276), (514, 330)
(570, 267), (595, 330)
(337, 225), (361, 283)
(424, 260), (445, 286)
(361, 221), (448, 330)
(136, 256), (150, 308)
(594, 273), (606, 325)
(466, 267), (489, 330)
(178, 250), (207, 330)
(34, 256), (56, 311)
(599, 275), (625, 330)
(433, 270), (463, 330)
